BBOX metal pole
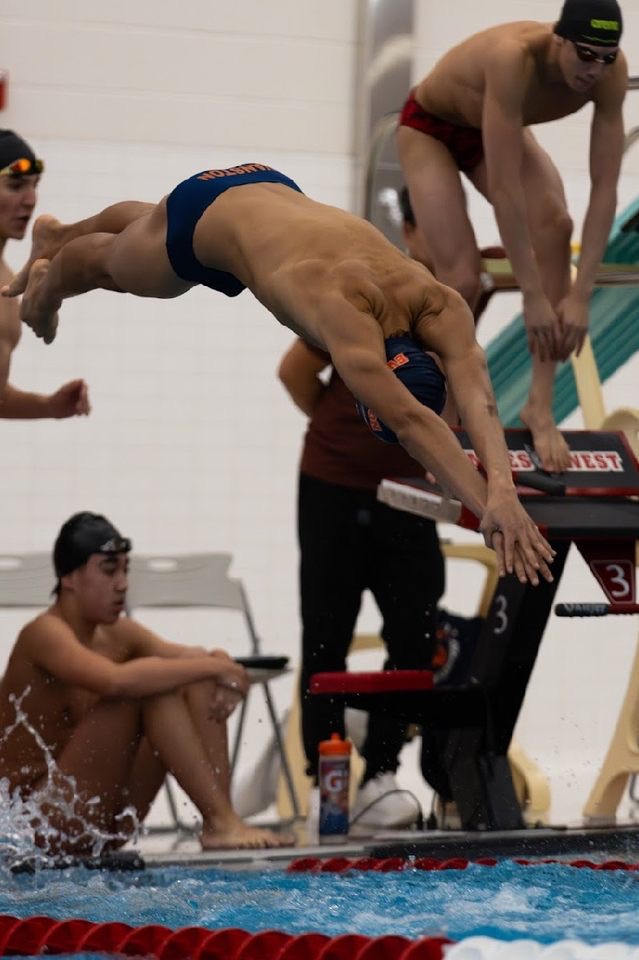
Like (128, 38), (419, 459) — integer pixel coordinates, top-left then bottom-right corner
(355, 0), (415, 247)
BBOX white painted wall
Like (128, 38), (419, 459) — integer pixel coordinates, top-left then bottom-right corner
(0, 0), (637, 830)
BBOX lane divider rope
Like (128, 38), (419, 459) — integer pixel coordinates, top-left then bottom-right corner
(0, 914), (451, 958)
(286, 856), (639, 873)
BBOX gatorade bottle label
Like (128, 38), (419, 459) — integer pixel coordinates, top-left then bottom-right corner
(319, 755), (350, 840)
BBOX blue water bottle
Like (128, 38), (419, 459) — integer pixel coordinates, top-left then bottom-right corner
(318, 733), (351, 843)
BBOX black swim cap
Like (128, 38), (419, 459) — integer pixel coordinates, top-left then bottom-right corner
(53, 512), (132, 579)
(0, 129), (42, 175)
(356, 335), (447, 443)
(555, 0), (622, 46)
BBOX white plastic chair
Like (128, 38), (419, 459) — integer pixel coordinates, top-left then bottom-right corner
(0, 552), (55, 608)
(127, 552), (300, 827)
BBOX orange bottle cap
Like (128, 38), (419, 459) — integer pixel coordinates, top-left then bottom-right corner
(319, 732), (352, 755)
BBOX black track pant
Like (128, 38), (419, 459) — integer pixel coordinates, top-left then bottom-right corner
(298, 473), (445, 782)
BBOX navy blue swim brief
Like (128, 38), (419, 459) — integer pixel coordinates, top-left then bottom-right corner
(165, 163), (303, 295)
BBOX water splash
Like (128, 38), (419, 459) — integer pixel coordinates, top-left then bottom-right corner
(0, 689), (141, 873)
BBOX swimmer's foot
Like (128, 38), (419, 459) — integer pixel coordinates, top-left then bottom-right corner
(200, 816), (295, 851)
(20, 259), (60, 345)
(520, 405), (571, 474)
(2, 214), (66, 298)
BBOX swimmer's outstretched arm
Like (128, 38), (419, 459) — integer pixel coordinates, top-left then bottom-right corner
(418, 295), (556, 579)
(322, 310), (554, 585)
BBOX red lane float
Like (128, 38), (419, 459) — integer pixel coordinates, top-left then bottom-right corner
(286, 856), (639, 873)
(0, 914), (452, 959)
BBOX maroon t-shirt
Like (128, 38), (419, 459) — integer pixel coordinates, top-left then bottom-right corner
(300, 360), (424, 492)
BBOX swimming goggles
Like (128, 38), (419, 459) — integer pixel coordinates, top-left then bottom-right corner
(572, 42), (619, 65)
(0, 157), (44, 176)
(97, 537), (132, 556)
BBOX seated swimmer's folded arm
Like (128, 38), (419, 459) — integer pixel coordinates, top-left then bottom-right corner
(22, 615), (249, 699)
(126, 620), (247, 685)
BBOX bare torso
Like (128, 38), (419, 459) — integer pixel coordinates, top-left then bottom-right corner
(190, 183), (455, 349)
(415, 21), (595, 128)
(0, 613), (130, 792)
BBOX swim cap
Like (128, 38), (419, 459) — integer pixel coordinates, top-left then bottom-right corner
(554, 0), (622, 46)
(53, 512), (132, 579)
(0, 129), (42, 175)
(356, 335), (447, 444)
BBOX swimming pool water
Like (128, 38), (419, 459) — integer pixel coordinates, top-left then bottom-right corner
(2, 859), (639, 947)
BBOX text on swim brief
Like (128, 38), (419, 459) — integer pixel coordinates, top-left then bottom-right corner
(197, 163), (274, 181)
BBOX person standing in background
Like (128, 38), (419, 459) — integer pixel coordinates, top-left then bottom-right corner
(278, 335), (444, 831)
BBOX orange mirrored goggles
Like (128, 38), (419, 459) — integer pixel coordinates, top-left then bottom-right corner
(0, 157), (44, 176)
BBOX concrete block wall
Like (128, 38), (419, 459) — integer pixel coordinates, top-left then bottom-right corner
(0, 0), (637, 825)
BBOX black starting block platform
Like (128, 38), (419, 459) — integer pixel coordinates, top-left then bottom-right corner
(313, 430), (639, 833)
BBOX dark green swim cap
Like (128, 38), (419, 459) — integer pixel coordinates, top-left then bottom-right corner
(555, 0), (623, 46)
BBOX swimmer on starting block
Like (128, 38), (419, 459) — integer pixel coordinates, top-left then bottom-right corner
(4, 163), (554, 584)
(397, 0), (627, 473)
(0, 512), (294, 854)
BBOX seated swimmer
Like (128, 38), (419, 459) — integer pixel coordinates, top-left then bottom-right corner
(0, 510), (294, 854)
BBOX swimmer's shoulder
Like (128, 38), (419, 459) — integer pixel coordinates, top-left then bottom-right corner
(17, 609), (75, 650)
(435, 21), (543, 59)
(411, 276), (475, 350)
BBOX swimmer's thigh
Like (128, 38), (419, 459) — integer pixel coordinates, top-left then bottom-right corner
(37, 699), (144, 827)
(397, 125), (480, 282)
(106, 203), (192, 298)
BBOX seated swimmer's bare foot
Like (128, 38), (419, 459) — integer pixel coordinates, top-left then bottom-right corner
(520, 405), (571, 474)
(200, 816), (295, 851)
(2, 214), (66, 298)
(20, 259), (60, 345)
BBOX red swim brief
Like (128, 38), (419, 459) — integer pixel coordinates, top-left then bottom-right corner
(398, 90), (484, 174)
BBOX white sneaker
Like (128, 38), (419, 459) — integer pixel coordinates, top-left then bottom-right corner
(350, 772), (420, 831)
(230, 720), (283, 818)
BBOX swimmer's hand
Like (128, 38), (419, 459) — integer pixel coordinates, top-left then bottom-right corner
(209, 685), (242, 721)
(522, 293), (560, 362)
(218, 660), (250, 698)
(480, 490), (555, 585)
(555, 293), (589, 360)
(209, 648), (235, 662)
(47, 378), (91, 418)
(207, 663), (247, 720)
